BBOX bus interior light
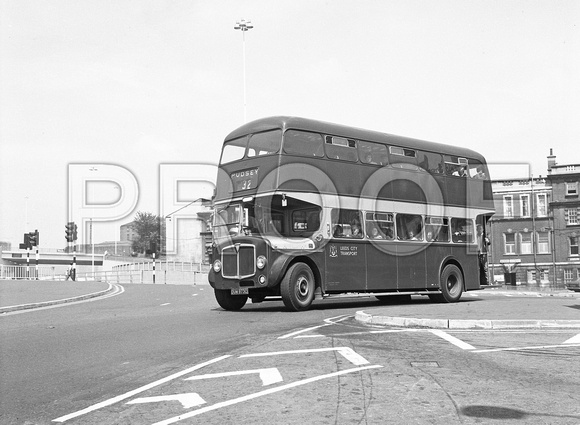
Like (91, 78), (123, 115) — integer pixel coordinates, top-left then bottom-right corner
(282, 194), (287, 207)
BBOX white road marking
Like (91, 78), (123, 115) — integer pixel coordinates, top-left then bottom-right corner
(473, 343), (580, 353)
(52, 355), (230, 423)
(152, 365), (383, 425)
(278, 315), (350, 339)
(240, 347), (370, 366)
(185, 368), (283, 386)
(127, 393), (205, 409)
(160, 303), (171, 306)
(278, 324), (332, 339)
(564, 333), (580, 344)
(429, 329), (476, 350)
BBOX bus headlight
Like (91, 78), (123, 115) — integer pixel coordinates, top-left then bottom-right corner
(213, 260), (222, 273)
(256, 255), (267, 270)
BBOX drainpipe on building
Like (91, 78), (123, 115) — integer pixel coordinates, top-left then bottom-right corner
(530, 175), (539, 284)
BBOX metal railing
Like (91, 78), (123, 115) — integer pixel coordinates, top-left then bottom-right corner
(77, 269), (208, 285)
(113, 261), (210, 273)
(0, 265), (68, 280)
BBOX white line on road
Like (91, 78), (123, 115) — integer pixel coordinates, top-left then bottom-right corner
(429, 329), (476, 350)
(52, 355), (230, 423)
(277, 315), (350, 339)
(472, 343), (580, 353)
(152, 364), (383, 425)
(564, 333), (580, 344)
(240, 347), (370, 366)
(127, 393), (205, 409)
(185, 368), (283, 386)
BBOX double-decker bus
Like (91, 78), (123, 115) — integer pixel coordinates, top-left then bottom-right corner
(208, 117), (494, 311)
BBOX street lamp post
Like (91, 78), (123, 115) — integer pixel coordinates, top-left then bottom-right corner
(89, 167), (98, 278)
(234, 19), (253, 123)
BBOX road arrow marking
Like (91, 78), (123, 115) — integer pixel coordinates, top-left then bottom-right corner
(52, 355), (230, 423)
(153, 365), (383, 425)
(127, 393), (205, 409)
(185, 368), (283, 386)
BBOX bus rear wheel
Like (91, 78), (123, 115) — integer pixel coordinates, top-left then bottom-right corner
(432, 264), (463, 303)
(280, 263), (315, 312)
(214, 289), (248, 311)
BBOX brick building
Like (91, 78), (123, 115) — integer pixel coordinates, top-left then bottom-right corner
(489, 150), (580, 286)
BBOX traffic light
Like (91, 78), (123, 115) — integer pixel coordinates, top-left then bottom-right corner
(21, 233), (30, 249)
(65, 222), (77, 242)
(28, 230), (39, 247)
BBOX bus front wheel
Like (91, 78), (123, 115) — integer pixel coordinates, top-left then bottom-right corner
(433, 264), (463, 303)
(280, 263), (315, 311)
(214, 289), (248, 311)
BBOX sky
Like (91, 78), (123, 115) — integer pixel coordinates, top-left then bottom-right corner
(1, 0), (579, 250)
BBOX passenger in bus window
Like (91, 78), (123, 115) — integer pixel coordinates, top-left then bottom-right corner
(333, 225), (343, 237)
(350, 220), (362, 238)
(453, 166), (468, 177)
(369, 226), (383, 239)
(384, 226), (394, 240)
(408, 231), (418, 241)
(474, 167), (486, 179)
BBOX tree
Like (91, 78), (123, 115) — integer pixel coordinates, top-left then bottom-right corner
(131, 211), (164, 257)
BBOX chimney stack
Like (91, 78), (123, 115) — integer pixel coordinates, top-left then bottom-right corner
(547, 148), (556, 173)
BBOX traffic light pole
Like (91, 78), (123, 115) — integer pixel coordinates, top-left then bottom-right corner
(35, 247), (39, 280)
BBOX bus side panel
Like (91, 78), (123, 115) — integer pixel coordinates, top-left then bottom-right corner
(324, 240), (367, 293)
(365, 242), (398, 291)
(396, 243), (427, 290)
(446, 177), (468, 207)
(449, 246), (480, 290)
(424, 244), (445, 288)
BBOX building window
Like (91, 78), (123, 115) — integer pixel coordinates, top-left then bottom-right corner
(566, 182), (579, 196)
(565, 208), (579, 226)
(570, 236), (579, 256)
(536, 193), (547, 217)
(504, 233), (516, 254)
(503, 195), (514, 218)
(537, 232), (550, 254)
(520, 195), (530, 217)
(564, 269), (573, 283)
(520, 232), (532, 254)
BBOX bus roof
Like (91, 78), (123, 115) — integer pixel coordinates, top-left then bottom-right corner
(224, 116), (486, 161)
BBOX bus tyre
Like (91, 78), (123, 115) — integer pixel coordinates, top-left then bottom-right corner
(436, 264), (464, 303)
(280, 263), (315, 312)
(214, 289), (248, 311)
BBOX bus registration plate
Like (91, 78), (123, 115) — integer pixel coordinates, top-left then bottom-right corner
(231, 288), (249, 295)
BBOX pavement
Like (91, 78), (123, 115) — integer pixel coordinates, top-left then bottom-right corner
(356, 285), (580, 329)
(0, 279), (114, 314)
(2, 279), (580, 329)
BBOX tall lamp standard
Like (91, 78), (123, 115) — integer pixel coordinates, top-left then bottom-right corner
(234, 19), (253, 123)
(89, 166), (98, 278)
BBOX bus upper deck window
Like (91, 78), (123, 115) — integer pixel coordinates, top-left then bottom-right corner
(283, 130), (324, 157)
(359, 140), (388, 165)
(389, 146), (418, 168)
(247, 130), (282, 158)
(220, 136), (248, 164)
(324, 136), (358, 162)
